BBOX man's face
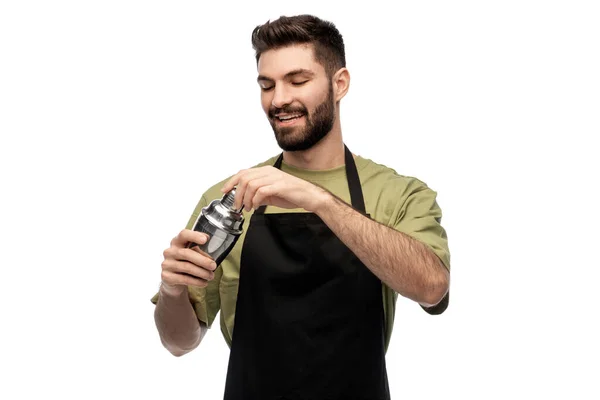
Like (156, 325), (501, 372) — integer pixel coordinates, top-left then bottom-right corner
(257, 44), (335, 152)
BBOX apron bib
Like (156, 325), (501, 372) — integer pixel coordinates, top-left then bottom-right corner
(223, 145), (390, 400)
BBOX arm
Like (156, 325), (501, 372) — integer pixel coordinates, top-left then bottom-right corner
(221, 166), (450, 307)
(315, 192), (449, 307)
(153, 229), (218, 356)
(154, 283), (207, 357)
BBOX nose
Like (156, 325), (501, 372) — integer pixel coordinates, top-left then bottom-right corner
(271, 84), (293, 109)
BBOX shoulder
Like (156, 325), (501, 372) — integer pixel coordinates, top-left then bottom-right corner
(357, 155), (436, 199)
(355, 155), (441, 226)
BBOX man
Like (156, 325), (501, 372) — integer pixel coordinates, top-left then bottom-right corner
(151, 14), (450, 399)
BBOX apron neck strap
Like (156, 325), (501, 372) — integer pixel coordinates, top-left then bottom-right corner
(343, 145), (366, 214)
(256, 144), (366, 215)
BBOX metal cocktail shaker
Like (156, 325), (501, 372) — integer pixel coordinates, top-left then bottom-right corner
(187, 188), (245, 267)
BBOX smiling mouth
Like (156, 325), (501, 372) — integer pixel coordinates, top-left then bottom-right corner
(275, 113), (305, 123)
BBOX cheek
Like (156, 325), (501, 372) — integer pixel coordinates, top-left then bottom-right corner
(303, 100), (317, 114)
(300, 89), (325, 113)
(260, 93), (272, 113)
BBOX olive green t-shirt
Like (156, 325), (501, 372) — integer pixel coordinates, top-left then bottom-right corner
(151, 154), (451, 352)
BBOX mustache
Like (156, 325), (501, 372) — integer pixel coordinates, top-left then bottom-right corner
(268, 105), (307, 119)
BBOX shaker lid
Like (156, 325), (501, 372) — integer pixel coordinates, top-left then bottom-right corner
(202, 188), (244, 234)
(221, 188), (241, 211)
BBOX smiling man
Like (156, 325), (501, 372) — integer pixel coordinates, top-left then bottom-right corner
(151, 14), (451, 400)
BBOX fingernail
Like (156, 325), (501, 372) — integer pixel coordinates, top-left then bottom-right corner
(211, 262), (217, 270)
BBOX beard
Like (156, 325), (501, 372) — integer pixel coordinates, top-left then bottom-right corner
(268, 85), (335, 152)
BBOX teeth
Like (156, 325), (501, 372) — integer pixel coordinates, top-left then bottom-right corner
(278, 114), (302, 120)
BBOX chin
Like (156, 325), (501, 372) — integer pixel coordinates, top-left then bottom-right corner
(277, 135), (328, 152)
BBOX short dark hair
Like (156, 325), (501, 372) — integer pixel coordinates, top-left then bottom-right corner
(251, 15), (346, 78)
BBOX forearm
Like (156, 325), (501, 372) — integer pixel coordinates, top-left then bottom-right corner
(315, 193), (449, 307)
(154, 284), (206, 356)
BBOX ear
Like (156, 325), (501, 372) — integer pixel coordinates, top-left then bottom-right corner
(332, 67), (350, 102)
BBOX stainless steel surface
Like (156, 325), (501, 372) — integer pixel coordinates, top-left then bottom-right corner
(202, 189), (244, 235)
(188, 188), (245, 266)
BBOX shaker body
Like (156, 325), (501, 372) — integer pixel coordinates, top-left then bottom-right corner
(189, 213), (241, 266)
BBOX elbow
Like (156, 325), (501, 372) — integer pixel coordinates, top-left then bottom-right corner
(169, 348), (190, 357)
(161, 337), (198, 357)
(168, 347), (187, 357)
(421, 268), (450, 308)
(159, 333), (202, 357)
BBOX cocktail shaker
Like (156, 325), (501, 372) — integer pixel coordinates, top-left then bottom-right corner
(187, 188), (245, 267)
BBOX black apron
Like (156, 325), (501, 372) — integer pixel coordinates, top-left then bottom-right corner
(223, 146), (390, 400)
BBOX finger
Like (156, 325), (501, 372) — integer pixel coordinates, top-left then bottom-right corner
(225, 165), (278, 189)
(231, 169), (269, 210)
(164, 247), (215, 271)
(173, 247), (218, 271)
(221, 169), (246, 194)
(176, 259), (216, 281)
(164, 245), (214, 272)
(162, 257), (216, 281)
(161, 270), (209, 288)
(171, 229), (210, 248)
(243, 177), (274, 211)
(251, 184), (277, 210)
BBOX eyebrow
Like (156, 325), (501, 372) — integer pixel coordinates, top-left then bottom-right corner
(257, 68), (315, 82)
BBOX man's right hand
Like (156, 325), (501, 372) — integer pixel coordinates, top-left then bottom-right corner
(160, 229), (218, 296)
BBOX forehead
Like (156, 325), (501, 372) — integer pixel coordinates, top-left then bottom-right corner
(257, 44), (326, 79)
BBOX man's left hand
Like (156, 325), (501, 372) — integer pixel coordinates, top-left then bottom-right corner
(221, 166), (328, 213)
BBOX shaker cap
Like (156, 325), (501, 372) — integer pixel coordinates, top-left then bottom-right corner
(202, 188), (245, 234)
(221, 188), (241, 212)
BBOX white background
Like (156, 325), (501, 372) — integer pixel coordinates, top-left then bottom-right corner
(1, 0), (599, 399)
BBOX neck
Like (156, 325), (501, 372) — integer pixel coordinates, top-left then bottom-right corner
(282, 117), (348, 170)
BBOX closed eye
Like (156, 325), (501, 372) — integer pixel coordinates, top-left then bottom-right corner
(292, 81), (308, 86)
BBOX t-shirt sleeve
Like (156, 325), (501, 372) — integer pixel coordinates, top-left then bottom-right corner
(150, 195), (222, 328)
(388, 178), (450, 315)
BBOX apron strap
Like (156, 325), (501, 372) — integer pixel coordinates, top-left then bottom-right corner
(255, 144), (366, 215)
(344, 145), (366, 214)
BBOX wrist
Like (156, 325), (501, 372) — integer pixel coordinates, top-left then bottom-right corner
(311, 186), (334, 216)
(160, 281), (187, 298)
